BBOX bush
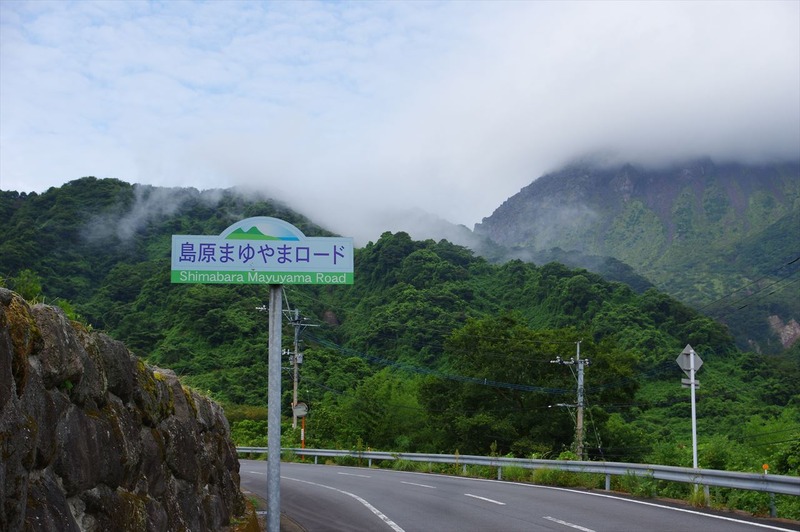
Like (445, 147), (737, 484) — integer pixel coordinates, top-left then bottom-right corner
(532, 468), (602, 488)
(392, 459), (418, 471)
(229, 420), (268, 447)
(502, 465), (530, 482)
(616, 471), (657, 498)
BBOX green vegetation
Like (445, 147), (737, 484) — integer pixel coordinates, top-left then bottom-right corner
(474, 161), (800, 354)
(1, 178), (798, 518)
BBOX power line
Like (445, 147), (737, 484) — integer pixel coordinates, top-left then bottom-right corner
(710, 272), (800, 320)
(697, 255), (800, 312)
(735, 428), (800, 440)
(305, 333), (570, 395)
(744, 438), (800, 448)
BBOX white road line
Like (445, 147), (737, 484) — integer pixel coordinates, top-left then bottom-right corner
(536, 487), (800, 532)
(543, 516), (596, 532)
(450, 475), (798, 532)
(284, 476), (405, 532)
(246, 470), (265, 475)
(338, 472), (372, 478)
(464, 493), (506, 505)
(401, 481), (436, 489)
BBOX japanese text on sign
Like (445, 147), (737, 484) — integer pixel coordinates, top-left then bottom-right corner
(176, 241), (347, 267)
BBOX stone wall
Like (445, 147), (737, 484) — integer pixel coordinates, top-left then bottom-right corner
(0, 288), (245, 531)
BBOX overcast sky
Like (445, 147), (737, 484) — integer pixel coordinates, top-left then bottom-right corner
(1, 1), (798, 241)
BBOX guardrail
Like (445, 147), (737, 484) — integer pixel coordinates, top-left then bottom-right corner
(236, 447), (800, 497)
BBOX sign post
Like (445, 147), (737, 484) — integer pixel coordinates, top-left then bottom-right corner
(171, 217), (353, 532)
(266, 285), (282, 532)
(676, 344), (703, 475)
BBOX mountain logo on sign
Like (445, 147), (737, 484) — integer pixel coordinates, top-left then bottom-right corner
(226, 227), (284, 240)
(220, 217), (304, 241)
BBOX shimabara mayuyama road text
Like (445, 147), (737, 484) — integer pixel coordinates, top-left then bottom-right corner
(175, 270), (350, 284)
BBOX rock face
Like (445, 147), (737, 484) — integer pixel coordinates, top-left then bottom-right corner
(0, 288), (245, 531)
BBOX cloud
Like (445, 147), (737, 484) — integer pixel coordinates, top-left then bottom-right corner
(82, 184), (227, 243)
(1, 1), (798, 244)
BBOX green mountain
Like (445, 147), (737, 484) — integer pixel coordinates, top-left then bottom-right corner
(475, 160), (800, 354)
(1, 176), (798, 510)
(228, 227), (270, 239)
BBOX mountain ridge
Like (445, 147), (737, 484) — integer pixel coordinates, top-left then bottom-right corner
(474, 159), (800, 352)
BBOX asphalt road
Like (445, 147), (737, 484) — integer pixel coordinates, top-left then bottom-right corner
(239, 460), (800, 532)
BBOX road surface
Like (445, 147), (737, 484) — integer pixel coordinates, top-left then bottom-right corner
(239, 460), (800, 532)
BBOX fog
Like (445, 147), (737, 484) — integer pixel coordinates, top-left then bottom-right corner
(1, 1), (798, 244)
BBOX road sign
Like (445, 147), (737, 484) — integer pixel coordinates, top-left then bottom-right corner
(681, 378), (700, 388)
(170, 216), (354, 285)
(293, 402), (308, 418)
(676, 344), (703, 378)
(169, 217), (355, 532)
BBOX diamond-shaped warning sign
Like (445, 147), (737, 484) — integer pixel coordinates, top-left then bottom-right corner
(676, 344), (703, 378)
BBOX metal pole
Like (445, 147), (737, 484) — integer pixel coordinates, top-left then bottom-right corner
(576, 341), (584, 460)
(267, 285), (282, 532)
(292, 309), (299, 429)
(690, 349), (698, 471)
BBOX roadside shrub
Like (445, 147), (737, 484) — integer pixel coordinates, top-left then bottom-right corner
(502, 464), (530, 482)
(616, 471), (657, 498)
(392, 459), (418, 472)
(533, 468), (581, 487)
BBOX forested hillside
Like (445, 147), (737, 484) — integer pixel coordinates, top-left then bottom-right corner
(475, 160), (800, 354)
(1, 178), (798, 491)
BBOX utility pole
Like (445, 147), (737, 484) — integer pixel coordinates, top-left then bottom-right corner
(291, 309), (301, 429)
(551, 341), (590, 459)
(284, 308), (317, 429)
(576, 341), (585, 460)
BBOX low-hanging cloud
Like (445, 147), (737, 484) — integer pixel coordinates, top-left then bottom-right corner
(82, 184), (228, 243)
(1, 1), (798, 244)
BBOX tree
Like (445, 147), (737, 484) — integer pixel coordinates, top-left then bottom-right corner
(420, 314), (577, 455)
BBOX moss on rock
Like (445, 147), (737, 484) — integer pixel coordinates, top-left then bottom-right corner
(1, 289), (246, 531)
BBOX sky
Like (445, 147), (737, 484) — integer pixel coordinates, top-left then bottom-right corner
(1, 0), (799, 243)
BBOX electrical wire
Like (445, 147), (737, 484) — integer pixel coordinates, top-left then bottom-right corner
(306, 332), (571, 395)
(710, 273), (800, 320)
(697, 255), (800, 312)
